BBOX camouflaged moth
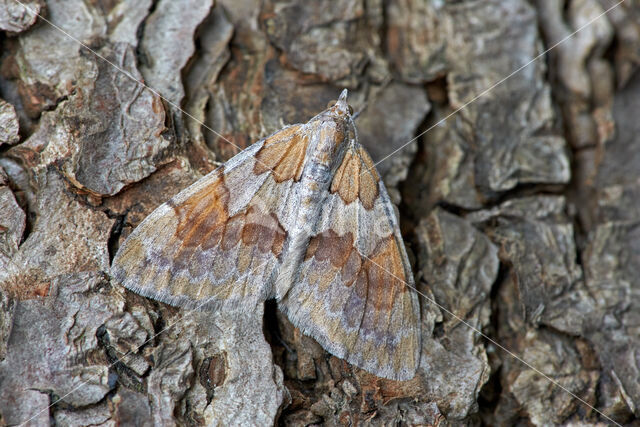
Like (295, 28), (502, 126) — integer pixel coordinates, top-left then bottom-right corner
(112, 90), (421, 380)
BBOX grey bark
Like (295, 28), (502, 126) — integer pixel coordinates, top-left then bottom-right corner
(0, 0), (639, 425)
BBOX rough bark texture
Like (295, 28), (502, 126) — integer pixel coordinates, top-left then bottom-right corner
(0, 0), (639, 425)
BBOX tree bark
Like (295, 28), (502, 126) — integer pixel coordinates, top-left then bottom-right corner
(1, 0), (639, 425)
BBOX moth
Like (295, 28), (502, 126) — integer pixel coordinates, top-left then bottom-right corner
(111, 90), (421, 380)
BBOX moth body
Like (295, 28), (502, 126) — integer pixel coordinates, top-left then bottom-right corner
(276, 95), (354, 297)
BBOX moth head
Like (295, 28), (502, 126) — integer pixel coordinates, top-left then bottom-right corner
(320, 89), (358, 157)
(327, 89), (354, 117)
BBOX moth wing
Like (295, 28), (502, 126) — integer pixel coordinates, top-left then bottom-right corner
(111, 124), (309, 310)
(278, 145), (421, 380)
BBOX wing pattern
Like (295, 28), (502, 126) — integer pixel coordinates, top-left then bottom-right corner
(278, 145), (421, 380)
(112, 125), (305, 310)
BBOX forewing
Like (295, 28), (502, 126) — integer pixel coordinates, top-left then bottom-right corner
(278, 145), (421, 380)
(111, 124), (308, 310)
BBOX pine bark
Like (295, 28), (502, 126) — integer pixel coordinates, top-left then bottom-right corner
(1, 0), (639, 425)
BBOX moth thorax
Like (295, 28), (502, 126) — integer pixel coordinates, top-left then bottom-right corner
(312, 120), (348, 166)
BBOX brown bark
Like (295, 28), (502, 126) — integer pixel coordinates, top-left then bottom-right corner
(0, 0), (639, 425)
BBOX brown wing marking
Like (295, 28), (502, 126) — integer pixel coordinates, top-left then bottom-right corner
(112, 141), (292, 310)
(253, 124), (309, 182)
(330, 146), (379, 210)
(281, 227), (419, 380)
(167, 169), (229, 274)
